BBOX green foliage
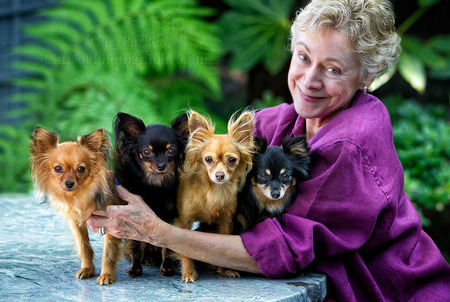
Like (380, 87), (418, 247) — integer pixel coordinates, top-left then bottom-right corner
(10, 0), (222, 135)
(373, 0), (450, 93)
(384, 94), (450, 225)
(217, 0), (296, 75)
(0, 0), (223, 193)
(0, 126), (33, 193)
(252, 90), (284, 109)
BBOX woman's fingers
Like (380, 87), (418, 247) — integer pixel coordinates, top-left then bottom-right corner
(86, 213), (106, 233)
(87, 184), (166, 242)
(116, 185), (139, 204)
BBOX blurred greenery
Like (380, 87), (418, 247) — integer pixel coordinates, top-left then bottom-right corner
(0, 0), (449, 234)
(384, 94), (450, 226)
(372, 0), (450, 92)
(217, 0), (296, 75)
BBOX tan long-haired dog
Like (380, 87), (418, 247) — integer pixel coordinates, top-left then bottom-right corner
(176, 111), (255, 282)
(30, 127), (125, 285)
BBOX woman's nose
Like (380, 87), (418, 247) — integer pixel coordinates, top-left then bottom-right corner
(303, 66), (322, 90)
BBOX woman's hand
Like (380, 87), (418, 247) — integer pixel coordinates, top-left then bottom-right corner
(88, 185), (260, 274)
(87, 185), (168, 246)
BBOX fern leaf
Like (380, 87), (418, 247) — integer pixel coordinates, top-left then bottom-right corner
(9, 0), (221, 143)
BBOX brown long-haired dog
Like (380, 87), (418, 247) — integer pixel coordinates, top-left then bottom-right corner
(176, 111), (255, 282)
(30, 127), (125, 285)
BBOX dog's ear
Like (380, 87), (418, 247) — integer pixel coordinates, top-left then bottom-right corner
(31, 126), (59, 154)
(79, 129), (112, 156)
(253, 136), (267, 153)
(114, 112), (145, 140)
(228, 111), (254, 145)
(172, 113), (189, 140)
(282, 136), (310, 180)
(188, 111), (214, 143)
(282, 136), (309, 157)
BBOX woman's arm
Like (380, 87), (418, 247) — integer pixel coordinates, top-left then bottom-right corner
(87, 185), (261, 274)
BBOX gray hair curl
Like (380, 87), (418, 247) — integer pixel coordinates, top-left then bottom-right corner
(290, 0), (401, 82)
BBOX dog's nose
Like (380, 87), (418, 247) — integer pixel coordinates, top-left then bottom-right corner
(65, 180), (75, 189)
(271, 190), (280, 199)
(157, 163), (167, 171)
(215, 172), (225, 181)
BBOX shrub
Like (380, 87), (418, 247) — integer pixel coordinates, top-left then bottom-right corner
(384, 94), (450, 226)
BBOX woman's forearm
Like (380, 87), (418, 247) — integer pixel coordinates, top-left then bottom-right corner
(88, 185), (261, 275)
(157, 222), (262, 274)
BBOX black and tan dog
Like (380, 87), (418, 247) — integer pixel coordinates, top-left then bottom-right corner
(234, 136), (310, 233)
(113, 112), (189, 277)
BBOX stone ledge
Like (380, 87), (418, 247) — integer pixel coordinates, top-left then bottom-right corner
(0, 194), (326, 301)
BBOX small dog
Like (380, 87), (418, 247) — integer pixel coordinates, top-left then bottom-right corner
(30, 127), (125, 285)
(176, 110), (255, 282)
(234, 136), (310, 234)
(113, 112), (189, 277)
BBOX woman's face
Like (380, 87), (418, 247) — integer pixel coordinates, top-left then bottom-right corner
(288, 27), (364, 122)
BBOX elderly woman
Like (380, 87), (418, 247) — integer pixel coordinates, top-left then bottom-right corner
(88, 0), (450, 300)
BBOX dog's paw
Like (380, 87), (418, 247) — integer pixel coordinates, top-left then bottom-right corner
(160, 266), (175, 277)
(97, 273), (116, 285)
(219, 268), (240, 278)
(182, 271), (198, 283)
(128, 267), (143, 278)
(76, 267), (95, 279)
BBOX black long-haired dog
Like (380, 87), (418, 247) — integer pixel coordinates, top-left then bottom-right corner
(113, 112), (189, 277)
(234, 136), (310, 234)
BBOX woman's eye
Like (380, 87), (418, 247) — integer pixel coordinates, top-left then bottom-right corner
(77, 166), (86, 173)
(142, 148), (152, 157)
(298, 53), (309, 62)
(205, 156), (213, 163)
(54, 165), (63, 173)
(328, 67), (341, 75)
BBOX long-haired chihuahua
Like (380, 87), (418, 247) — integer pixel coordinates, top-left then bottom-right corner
(113, 112), (189, 277)
(234, 136), (310, 234)
(175, 110), (254, 282)
(30, 127), (125, 285)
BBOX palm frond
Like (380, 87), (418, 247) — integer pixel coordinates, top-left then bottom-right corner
(218, 0), (295, 75)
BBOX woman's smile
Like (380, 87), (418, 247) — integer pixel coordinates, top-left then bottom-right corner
(288, 26), (364, 134)
(297, 85), (326, 103)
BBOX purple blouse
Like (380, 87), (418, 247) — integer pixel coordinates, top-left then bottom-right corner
(240, 91), (450, 301)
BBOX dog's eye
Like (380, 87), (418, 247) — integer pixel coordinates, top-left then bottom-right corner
(54, 165), (63, 173)
(205, 156), (213, 163)
(281, 174), (292, 182)
(142, 148), (152, 157)
(166, 147), (176, 156)
(228, 157), (237, 164)
(77, 166), (86, 173)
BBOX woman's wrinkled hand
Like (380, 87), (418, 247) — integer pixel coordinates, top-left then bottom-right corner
(87, 185), (166, 246)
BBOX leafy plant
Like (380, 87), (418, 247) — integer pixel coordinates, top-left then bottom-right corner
(384, 94), (450, 225)
(0, 0), (224, 193)
(0, 126), (33, 193)
(252, 90), (284, 109)
(372, 0), (450, 93)
(10, 0), (222, 137)
(217, 0), (296, 75)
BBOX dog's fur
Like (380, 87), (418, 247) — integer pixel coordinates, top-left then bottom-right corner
(30, 127), (125, 285)
(176, 111), (255, 282)
(113, 112), (189, 277)
(234, 136), (310, 234)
